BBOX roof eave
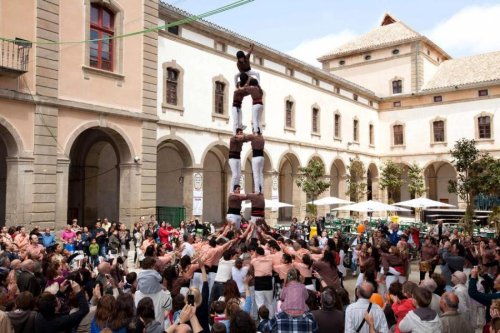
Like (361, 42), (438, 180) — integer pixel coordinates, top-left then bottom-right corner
(421, 79), (500, 94)
(159, 3), (376, 97)
(317, 36), (422, 62)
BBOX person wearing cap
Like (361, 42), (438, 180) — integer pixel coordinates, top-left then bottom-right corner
(234, 43), (260, 85)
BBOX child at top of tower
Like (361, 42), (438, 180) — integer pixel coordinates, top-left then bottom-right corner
(234, 43), (260, 85)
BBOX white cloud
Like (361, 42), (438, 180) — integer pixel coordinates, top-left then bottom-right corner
(426, 4), (500, 57)
(286, 30), (357, 67)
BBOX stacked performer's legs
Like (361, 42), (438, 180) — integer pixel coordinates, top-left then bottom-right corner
(229, 158), (241, 190)
(232, 106), (243, 133)
(252, 104), (264, 134)
(226, 214), (242, 230)
(252, 156), (264, 193)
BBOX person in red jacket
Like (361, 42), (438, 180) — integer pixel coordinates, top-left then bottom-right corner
(158, 222), (172, 250)
(390, 281), (417, 333)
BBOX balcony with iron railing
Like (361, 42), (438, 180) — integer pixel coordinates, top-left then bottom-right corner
(0, 38), (31, 77)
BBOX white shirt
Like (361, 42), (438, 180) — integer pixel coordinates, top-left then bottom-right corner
(453, 283), (472, 321)
(134, 289), (172, 325)
(215, 258), (235, 282)
(232, 266), (249, 293)
(181, 242), (195, 258)
(345, 298), (389, 333)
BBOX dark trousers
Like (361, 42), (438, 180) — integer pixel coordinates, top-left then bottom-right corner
(419, 265), (436, 281)
(209, 281), (225, 304)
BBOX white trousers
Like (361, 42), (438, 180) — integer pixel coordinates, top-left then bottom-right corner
(229, 158), (241, 190)
(191, 272), (203, 291)
(252, 156), (264, 193)
(255, 289), (274, 317)
(226, 213), (242, 230)
(252, 104), (263, 134)
(232, 106), (243, 133)
(234, 69), (261, 85)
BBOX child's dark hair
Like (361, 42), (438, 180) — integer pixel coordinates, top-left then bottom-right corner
(258, 305), (269, 320)
(125, 272), (137, 284)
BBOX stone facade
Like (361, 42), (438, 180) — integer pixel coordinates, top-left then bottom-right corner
(0, 2), (498, 228)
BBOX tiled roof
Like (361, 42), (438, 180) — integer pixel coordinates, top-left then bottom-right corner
(422, 51), (500, 91)
(318, 21), (421, 60)
(159, 1), (376, 96)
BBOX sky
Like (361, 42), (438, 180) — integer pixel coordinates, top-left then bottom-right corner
(164, 0), (500, 66)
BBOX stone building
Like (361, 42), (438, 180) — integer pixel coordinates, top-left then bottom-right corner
(0, 1), (498, 228)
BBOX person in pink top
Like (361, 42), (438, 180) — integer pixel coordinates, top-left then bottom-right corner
(251, 246), (274, 317)
(60, 225), (76, 244)
(25, 234), (45, 261)
(279, 268), (309, 316)
(13, 227), (29, 255)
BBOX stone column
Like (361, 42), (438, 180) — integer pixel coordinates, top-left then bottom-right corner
(32, 105), (58, 226)
(119, 162), (141, 227)
(5, 157), (34, 226)
(55, 158), (70, 229)
(140, 121), (157, 218)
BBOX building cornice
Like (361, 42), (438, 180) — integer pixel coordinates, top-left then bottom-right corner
(157, 119), (379, 158)
(0, 89), (159, 122)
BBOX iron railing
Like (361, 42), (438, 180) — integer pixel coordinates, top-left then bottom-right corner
(0, 39), (31, 73)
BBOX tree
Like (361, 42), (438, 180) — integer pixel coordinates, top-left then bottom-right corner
(345, 156), (367, 202)
(447, 138), (480, 235)
(407, 163), (426, 198)
(296, 158), (330, 216)
(379, 160), (403, 203)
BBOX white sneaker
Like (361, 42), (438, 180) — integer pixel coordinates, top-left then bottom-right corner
(241, 125), (247, 130)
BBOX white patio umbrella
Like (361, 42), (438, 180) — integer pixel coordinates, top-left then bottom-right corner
(307, 196), (353, 206)
(332, 200), (411, 212)
(241, 199), (294, 210)
(394, 197), (456, 209)
(394, 197), (455, 222)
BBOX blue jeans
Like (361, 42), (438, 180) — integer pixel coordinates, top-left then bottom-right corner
(99, 244), (108, 259)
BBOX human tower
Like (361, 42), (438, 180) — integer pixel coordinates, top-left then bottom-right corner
(226, 44), (266, 231)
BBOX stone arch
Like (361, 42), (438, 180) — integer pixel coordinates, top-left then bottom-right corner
(67, 125), (135, 226)
(367, 162), (379, 201)
(330, 158), (347, 200)
(0, 117), (24, 157)
(157, 137), (194, 209)
(200, 140), (229, 167)
(157, 135), (194, 167)
(0, 118), (26, 226)
(202, 144), (230, 223)
(278, 152), (301, 221)
(424, 161), (458, 206)
(64, 121), (134, 163)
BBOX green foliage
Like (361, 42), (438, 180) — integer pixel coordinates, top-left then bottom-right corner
(345, 156), (367, 202)
(407, 163), (426, 198)
(296, 159), (330, 215)
(379, 160), (403, 203)
(447, 138), (482, 234)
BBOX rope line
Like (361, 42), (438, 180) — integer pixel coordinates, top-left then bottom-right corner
(0, 0), (254, 46)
